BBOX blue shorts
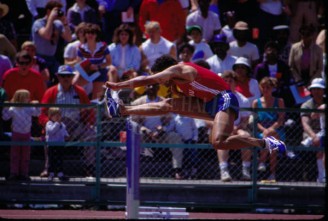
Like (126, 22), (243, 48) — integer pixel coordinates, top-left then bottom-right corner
(205, 90), (239, 118)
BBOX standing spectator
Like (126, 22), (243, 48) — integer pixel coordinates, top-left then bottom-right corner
(206, 33), (236, 75)
(31, 0), (72, 86)
(26, 0), (67, 20)
(186, 0), (221, 42)
(0, 2), (17, 49)
(315, 28), (325, 81)
(233, 57), (261, 105)
(39, 65), (96, 178)
(0, 34), (17, 64)
(284, 0), (324, 43)
(139, 21), (176, 73)
(271, 25), (291, 65)
(252, 77), (285, 181)
(21, 41), (50, 87)
(228, 21), (260, 68)
(254, 0), (288, 54)
(45, 107), (69, 181)
(300, 78), (325, 183)
(107, 24), (141, 83)
(187, 25), (213, 62)
(170, 114), (199, 179)
(0, 54), (12, 85)
(2, 89), (41, 181)
(138, 0), (185, 44)
(215, 70), (253, 181)
(96, 0), (142, 44)
(288, 24), (323, 87)
(0, 87), (7, 141)
(254, 41), (294, 107)
(2, 51), (46, 102)
(66, 0), (99, 34)
(75, 23), (112, 100)
(220, 11), (237, 43)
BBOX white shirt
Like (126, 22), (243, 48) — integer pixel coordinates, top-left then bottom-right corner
(189, 40), (213, 61)
(228, 41), (260, 63)
(46, 121), (69, 142)
(206, 54), (237, 75)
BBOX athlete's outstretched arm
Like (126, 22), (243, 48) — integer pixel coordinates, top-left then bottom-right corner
(105, 64), (196, 90)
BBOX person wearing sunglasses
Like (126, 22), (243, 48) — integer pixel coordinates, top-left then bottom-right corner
(2, 50), (46, 102)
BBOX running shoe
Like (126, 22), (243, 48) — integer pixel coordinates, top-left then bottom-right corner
(104, 88), (120, 118)
(264, 136), (287, 155)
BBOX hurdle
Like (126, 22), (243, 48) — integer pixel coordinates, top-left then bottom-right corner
(125, 118), (140, 219)
(125, 118), (189, 219)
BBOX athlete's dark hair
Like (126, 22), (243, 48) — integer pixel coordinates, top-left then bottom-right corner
(151, 55), (178, 73)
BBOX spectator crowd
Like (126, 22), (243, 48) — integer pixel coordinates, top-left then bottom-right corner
(0, 0), (326, 183)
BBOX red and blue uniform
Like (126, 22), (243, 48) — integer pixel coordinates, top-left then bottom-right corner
(175, 62), (239, 118)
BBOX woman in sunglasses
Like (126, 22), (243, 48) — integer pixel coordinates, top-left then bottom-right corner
(74, 23), (112, 100)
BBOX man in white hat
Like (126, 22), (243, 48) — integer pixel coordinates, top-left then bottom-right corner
(300, 78), (325, 183)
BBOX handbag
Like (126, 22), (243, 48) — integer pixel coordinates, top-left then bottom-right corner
(289, 82), (311, 105)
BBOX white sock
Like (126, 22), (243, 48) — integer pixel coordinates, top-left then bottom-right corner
(219, 162), (228, 171)
(317, 159), (325, 179)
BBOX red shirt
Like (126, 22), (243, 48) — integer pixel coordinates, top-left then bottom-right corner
(2, 67), (46, 102)
(175, 63), (229, 102)
(139, 0), (185, 42)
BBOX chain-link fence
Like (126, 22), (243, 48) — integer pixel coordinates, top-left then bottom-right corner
(0, 103), (325, 187)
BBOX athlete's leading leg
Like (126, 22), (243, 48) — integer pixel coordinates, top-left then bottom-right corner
(211, 109), (265, 150)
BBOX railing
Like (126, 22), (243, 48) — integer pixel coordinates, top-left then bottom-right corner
(0, 103), (325, 210)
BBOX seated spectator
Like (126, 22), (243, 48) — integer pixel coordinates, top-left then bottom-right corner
(206, 33), (236, 75)
(300, 78), (325, 183)
(0, 34), (17, 64)
(0, 54), (12, 85)
(186, 0), (221, 42)
(139, 21), (176, 73)
(45, 107), (69, 181)
(74, 23), (112, 100)
(228, 21), (260, 68)
(0, 2), (18, 49)
(2, 89), (41, 181)
(31, 0), (72, 86)
(187, 25), (213, 62)
(39, 65), (96, 178)
(254, 41), (294, 107)
(177, 43), (195, 63)
(2, 51), (46, 102)
(108, 24), (141, 83)
(216, 70), (252, 181)
(288, 24), (323, 87)
(67, 0), (99, 35)
(233, 57), (261, 105)
(21, 41), (50, 87)
(252, 77), (285, 182)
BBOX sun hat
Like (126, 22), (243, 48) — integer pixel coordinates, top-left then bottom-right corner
(234, 21), (249, 31)
(57, 65), (75, 75)
(187, 25), (202, 34)
(308, 78), (325, 90)
(0, 3), (9, 17)
(232, 57), (251, 70)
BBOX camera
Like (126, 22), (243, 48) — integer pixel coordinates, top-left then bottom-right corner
(57, 9), (64, 17)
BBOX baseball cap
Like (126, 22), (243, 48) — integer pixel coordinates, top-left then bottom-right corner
(187, 25), (202, 34)
(308, 78), (325, 90)
(57, 65), (75, 75)
(211, 33), (228, 44)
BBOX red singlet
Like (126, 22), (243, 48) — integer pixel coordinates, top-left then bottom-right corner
(175, 62), (229, 102)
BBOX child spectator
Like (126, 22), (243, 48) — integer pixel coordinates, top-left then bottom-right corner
(187, 25), (213, 62)
(46, 107), (69, 181)
(2, 89), (40, 181)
